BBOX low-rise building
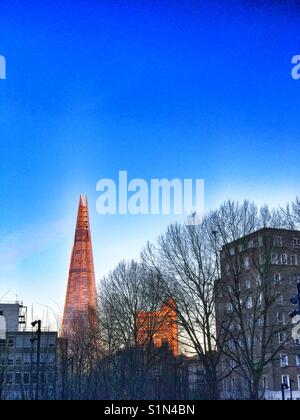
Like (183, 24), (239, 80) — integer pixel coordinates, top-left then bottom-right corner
(0, 302), (58, 400)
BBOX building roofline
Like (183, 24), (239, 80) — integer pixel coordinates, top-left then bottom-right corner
(221, 227), (300, 250)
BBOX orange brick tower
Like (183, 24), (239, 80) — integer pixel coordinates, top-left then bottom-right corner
(62, 195), (97, 336)
(136, 298), (179, 356)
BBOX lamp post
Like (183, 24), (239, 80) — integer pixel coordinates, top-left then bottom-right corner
(281, 382), (289, 401)
(31, 320), (41, 400)
(290, 379), (294, 400)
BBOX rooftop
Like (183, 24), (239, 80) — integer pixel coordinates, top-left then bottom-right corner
(221, 227), (300, 250)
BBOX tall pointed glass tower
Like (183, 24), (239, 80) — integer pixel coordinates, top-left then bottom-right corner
(62, 195), (97, 336)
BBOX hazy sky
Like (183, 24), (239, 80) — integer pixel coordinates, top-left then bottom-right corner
(0, 0), (300, 326)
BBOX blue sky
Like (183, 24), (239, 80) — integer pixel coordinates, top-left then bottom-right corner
(0, 0), (299, 326)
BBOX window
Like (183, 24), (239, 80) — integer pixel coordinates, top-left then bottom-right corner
(225, 263), (230, 275)
(273, 236), (283, 247)
(226, 302), (233, 313)
(244, 256), (251, 270)
(282, 375), (290, 387)
(276, 295), (284, 305)
(23, 373), (30, 385)
(296, 355), (300, 367)
(263, 376), (269, 389)
(294, 238), (300, 249)
(7, 335), (15, 347)
(238, 244), (244, 252)
(6, 357), (14, 366)
(246, 296), (253, 309)
(290, 274), (300, 287)
(272, 254), (279, 265)
(245, 278), (251, 289)
(290, 255), (298, 266)
(229, 247), (235, 256)
(248, 240), (254, 249)
(16, 335), (23, 348)
(15, 373), (21, 384)
(48, 335), (56, 348)
(281, 254), (288, 265)
(278, 332), (286, 345)
(273, 236), (283, 246)
(23, 354), (31, 365)
(277, 312), (285, 324)
(15, 355), (22, 366)
(48, 353), (56, 365)
(259, 253), (266, 265)
(258, 317), (264, 327)
(273, 273), (282, 285)
(280, 354), (289, 368)
(40, 354), (47, 365)
(23, 336), (33, 348)
(6, 373), (13, 385)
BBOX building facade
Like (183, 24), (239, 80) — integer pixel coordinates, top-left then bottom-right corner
(0, 303), (57, 400)
(215, 228), (300, 400)
(136, 298), (179, 356)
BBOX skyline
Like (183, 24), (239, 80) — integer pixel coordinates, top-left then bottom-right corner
(0, 0), (300, 324)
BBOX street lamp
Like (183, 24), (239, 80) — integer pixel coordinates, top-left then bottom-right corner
(290, 379), (294, 400)
(31, 320), (41, 400)
(281, 382), (289, 401)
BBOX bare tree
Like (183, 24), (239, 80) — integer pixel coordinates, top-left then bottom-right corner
(210, 201), (296, 399)
(141, 220), (228, 400)
(98, 260), (185, 399)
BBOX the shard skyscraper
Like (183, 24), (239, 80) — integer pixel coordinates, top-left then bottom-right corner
(62, 195), (97, 336)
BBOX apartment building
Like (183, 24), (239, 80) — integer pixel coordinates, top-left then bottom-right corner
(215, 228), (300, 400)
(0, 302), (57, 400)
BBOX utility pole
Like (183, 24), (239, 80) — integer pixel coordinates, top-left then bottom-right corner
(31, 320), (41, 400)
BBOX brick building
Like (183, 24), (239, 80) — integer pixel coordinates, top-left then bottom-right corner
(215, 228), (300, 400)
(136, 298), (179, 356)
